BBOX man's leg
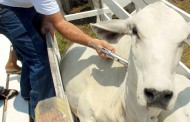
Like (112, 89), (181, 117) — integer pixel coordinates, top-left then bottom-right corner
(5, 47), (22, 74)
(0, 7), (55, 118)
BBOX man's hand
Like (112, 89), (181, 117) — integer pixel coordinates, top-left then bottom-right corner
(41, 16), (55, 40)
(91, 39), (115, 58)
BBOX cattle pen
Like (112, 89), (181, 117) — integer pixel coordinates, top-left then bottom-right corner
(0, 0), (190, 122)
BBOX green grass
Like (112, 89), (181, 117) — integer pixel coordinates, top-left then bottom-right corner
(55, 31), (72, 55)
(56, 2), (96, 55)
(55, 22), (96, 54)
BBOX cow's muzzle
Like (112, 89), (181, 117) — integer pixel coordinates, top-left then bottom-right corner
(144, 88), (173, 110)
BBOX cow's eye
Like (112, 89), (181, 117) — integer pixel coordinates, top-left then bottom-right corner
(132, 26), (140, 39)
(132, 27), (138, 35)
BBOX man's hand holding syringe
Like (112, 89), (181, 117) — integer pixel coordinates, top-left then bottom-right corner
(88, 41), (128, 66)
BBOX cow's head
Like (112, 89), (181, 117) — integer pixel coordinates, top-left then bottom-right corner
(91, 2), (190, 111)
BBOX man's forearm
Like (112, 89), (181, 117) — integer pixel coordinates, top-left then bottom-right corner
(46, 12), (95, 46)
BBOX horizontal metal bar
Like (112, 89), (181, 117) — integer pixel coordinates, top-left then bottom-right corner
(64, 8), (112, 21)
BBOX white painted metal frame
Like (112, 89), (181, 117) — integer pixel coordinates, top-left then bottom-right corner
(102, 0), (132, 19)
(64, 7), (112, 21)
(64, 0), (190, 30)
(64, 0), (132, 21)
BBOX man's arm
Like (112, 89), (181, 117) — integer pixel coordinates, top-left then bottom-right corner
(45, 11), (115, 58)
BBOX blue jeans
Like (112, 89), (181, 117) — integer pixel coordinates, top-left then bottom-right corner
(0, 6), (55, 118)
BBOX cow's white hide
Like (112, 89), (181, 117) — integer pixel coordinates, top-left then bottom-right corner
(60, 2), (190, 122)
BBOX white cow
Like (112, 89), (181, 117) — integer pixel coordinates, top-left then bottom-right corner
(60, 2), (190, 122)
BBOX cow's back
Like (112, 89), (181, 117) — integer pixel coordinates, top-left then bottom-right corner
(60, 35), (131, 114)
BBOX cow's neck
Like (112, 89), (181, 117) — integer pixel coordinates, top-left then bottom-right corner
(123, 55), (160, 122)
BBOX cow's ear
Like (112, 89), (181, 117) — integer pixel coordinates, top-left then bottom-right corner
(90, 19), (130, 42)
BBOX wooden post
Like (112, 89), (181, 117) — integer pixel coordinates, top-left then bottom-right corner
(35, 97), (72, 122)
(34, 32), (74, 122)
